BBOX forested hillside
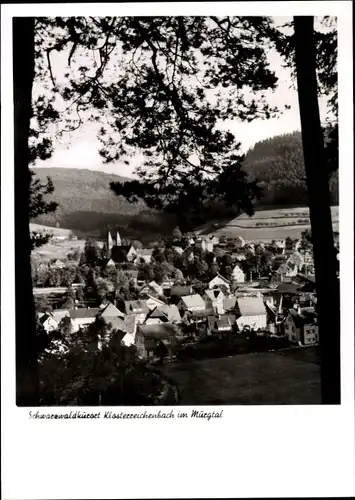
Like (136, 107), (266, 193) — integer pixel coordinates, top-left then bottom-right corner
(242, 131), (339, 207)
(32, 167), (176, 240)
(32, 131), (338, 238)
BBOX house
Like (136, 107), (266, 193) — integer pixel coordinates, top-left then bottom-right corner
(276, 261), (299, 279)
(139, 281), (163, 297)
(105, 258), (116, 268)
(231, 264), (245, 283)
(124, 299), (149, 324)
(235, 296), (267, 331)
(69, 307), (100, 332)
(273, 239), (286, 254)
(208, 273), (231, 293)
(178, 294), (206, 313)
(284, 307), (319, 345)
(52, 309), (71, 323)
(286, 251), (304, 270)
(38, 312), (58, 333)
(134, 249), (153, 265)
(223, 296), (237, 313)
(185, 307), (214, 324)
(264, 298), (285, 335)
(111, 245), (137, 263)
(207, 315), (235, 336)
(136, 323), (180, 359)
(195, 238), (214, 253)
(204, 289), (226, 315)
(103, 315), (137, 346)
(98, 302), (125, 319)
(144, 304), (181, 325)
(159, 304), (181, 323)
(143, 294), (167, 311)
(234, 236), (245, 249)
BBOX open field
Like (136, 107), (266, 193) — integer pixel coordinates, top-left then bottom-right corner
(31, 238), (87, 263)
(159, 347), (321, 405)
(196, 206), (339, 242)
(238, 205), (339, 220)
(30, 223), (74, 237)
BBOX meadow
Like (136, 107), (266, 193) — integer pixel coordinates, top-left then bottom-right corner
(197, 206), (339, 242)
(159, 347), (321, 405)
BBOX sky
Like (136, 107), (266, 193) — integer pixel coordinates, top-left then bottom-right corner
(34, 17), (330, 178)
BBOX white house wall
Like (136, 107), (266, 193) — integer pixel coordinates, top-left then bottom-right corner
(236, 314), (267, 331)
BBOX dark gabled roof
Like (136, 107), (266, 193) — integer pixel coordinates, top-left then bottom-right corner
(145, 304), (181, 323)
(111, 246), (133, 263)
(146, 306), (168, 319)
(276, 283), (300, 295)
(70, 308), (100, 319)
(99, 302), (125, 318)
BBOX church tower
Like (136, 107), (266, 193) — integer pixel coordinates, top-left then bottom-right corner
(116, 230), (122, 247)
(108, 231), (113, 251)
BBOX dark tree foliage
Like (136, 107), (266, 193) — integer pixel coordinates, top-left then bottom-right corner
(243, 131), (338, 207)
(29, 170), (58, 248)
(29, 170), (58, 218)
(16, 16), (339, 406)
(266, 16), (338, 176)
(38, 321), (177, 406)
(33, 16), (288, 229)
(266, 16), (337, 117)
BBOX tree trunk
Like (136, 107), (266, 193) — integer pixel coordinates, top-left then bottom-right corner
(294, 16), (340, 404)
(13, 17), (38, 405)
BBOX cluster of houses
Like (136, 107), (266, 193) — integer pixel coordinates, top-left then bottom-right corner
(38, 266), (319, 361)
(36, 229), (321, 360)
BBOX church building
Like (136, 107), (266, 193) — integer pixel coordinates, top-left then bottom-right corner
(107, 230), (122, 250)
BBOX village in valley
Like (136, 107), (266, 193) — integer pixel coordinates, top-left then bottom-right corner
(33, 223), (339, 387)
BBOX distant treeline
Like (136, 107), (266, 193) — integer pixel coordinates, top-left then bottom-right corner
(243, 131), (339, 207)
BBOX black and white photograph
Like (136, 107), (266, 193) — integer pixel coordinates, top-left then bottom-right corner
(14, 12), (341, 407)
(1, 2), (354, 499)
